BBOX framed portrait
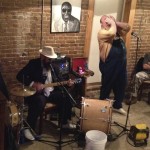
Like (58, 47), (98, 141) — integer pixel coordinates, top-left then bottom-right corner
(51, 0), (81, 33)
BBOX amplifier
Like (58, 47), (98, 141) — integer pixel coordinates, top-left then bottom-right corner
(52, 57), (71, 77)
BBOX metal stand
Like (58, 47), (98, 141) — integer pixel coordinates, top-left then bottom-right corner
(114, 35), (140, 138)
(38, 96), (78, 150)
(135, 36), (140, 68)
(39, 133), (78, 150)
(18, 96), (38, 144)
(114, 95), (133, 138)
(11, 83), (37, 143)
(38, 64), (78, 150)
(38, 93), (78, 150)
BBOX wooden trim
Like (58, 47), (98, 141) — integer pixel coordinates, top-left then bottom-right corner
(123, 0), (137, 58)
(86, 82), (101, 90)
(83, 0), (95, 57)
(83, 0), (95, 95)
(86, 82), (101, 86)
(85, 82), (100, 97)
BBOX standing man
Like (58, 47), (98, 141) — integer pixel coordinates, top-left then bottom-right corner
(53, 2), (80, 32)
(98, 15), (130, 115)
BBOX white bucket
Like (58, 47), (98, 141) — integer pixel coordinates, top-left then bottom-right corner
(85, 130), (107, 150)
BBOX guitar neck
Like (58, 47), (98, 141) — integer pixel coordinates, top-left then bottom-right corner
(43, 81), (68, 88)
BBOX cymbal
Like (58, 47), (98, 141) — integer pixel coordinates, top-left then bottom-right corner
(10, 86), (36, 97)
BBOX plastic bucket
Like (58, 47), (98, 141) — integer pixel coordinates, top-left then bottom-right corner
(85, 130), (107, 150)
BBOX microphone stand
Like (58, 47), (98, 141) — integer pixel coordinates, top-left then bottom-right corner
(114, 36), (140, 139)
(132, 36), (140, 98)
(113, 95), (132, 138)
(49, 64), (77, 107)
(135, 36), (140, 69)
(114, 36), (140, 137)
(38, 64), (78, 150)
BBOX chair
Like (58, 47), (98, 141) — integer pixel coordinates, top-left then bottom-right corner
(130, 57), (150, 102)
(38, 102), (58, 135)
(137, 80), (150, 101)
(135, 57), (150, 101)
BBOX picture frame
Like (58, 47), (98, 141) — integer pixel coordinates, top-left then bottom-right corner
(51, 0), (81, 33)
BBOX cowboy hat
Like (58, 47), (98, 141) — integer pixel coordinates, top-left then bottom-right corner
(39, 46), (57, 58)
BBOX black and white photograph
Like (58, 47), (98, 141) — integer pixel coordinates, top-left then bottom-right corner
(51, 0), (81, 33)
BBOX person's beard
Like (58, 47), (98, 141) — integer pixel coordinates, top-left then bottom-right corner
(43, 61), (51, 70)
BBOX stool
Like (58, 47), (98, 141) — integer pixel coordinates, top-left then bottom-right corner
(38, 102), (58, 134)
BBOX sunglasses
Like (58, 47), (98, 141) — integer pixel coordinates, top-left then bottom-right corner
(62, 8), (71, 13)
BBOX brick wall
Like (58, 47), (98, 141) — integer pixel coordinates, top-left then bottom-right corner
(0, 0), (149, 93)
(127, 0), (150, 80)
(0, 0), (88, 90)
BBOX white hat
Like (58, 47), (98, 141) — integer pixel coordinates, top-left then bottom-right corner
(39, 46), (57, 58)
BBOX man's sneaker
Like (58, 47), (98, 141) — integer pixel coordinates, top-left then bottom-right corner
(62, 123), (76, 129)
(24, 129), (35, 141)
(113, 108), (127, 115)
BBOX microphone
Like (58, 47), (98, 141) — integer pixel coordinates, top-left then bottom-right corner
(131, 32), (141, 40)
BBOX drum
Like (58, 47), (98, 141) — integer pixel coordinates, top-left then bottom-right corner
(7, 102), (20, 127)
(80, 98), (113, 134)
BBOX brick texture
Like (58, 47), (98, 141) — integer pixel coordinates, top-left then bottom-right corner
(128, 0), (150, 81)
(0, 0), (149, 93)
(0, 0), (88, 90)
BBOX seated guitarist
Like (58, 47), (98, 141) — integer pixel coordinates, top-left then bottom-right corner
(16, 46), (76, 141)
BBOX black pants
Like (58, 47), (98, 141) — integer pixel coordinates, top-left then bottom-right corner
(25, 90), (73, 130)
(99, 39), (127, 109)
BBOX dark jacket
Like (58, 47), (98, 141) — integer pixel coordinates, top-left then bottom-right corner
(17, 58), (44, 86)
(17, 58), (69, 87)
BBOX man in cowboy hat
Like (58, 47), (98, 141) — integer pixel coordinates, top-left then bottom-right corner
(17, 46), (76, 141)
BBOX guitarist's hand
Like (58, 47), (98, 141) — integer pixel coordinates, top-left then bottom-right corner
(32, 82), (44, 92)
(67, 79), (74, 87)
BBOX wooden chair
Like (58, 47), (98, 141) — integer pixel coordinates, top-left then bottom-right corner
(38, 102), (58, 135)
(137, 80), (150, 101)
